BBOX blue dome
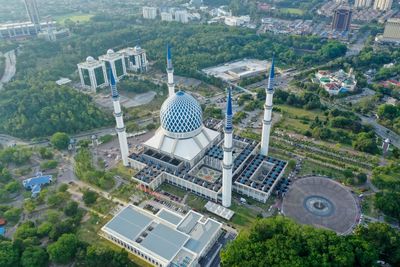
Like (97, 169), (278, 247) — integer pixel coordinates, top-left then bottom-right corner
(160, 91), (203, 134)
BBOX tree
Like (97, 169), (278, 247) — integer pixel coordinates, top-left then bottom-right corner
(0, 240), (20, 267)
(82, 245), (133, 267)
(221, 216), (377, 267)
(47, 233), (79, 264)
(82, 190), (98, 205)
(50, 132), (70, 150)
(21, 246), (49, 267)
(353, 132), (379, 154)
(375, 191), (400, 221)
(3, 207), (22, 224)
(64, 201), (79, 217)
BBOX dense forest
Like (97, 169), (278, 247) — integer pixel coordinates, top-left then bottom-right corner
(221, 217), (400, 267)
(0, 83), (112, 138)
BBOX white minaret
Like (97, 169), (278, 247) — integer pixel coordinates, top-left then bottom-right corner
(222, 88), (234, 208)
(166, 44), (175, 97)
(110, 71), (129, 166)
(260, 57), (275, 156)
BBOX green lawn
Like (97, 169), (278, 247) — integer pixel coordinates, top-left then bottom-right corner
(361, 194), (379, 218)
(56, 13), (94, 25)
(298, 160), (346, 181)
(111, 183), (145, 202)
(159, 183), (187, 198)
(280, 8), (305, 15)
(90, 196), (116, 215)
(186, 193), (207, 211)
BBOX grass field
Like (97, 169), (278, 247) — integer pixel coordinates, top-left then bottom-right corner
(280, 8), (305, 15)
(298, 160), (346, 180)
(56, 12), (94, 25)
(159, 183), (187, 198)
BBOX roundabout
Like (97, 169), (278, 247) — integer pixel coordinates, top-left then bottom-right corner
(282, 176), (358, 234)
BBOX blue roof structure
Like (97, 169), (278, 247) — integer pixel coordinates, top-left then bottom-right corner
(167, 44), (173, 70)
(23, 174), (52, 197)
(0, 226), (5, 236)
(225, 88), (233, 131)
(160, 91), (203, 133)
(109, 70), (119, 98)
(267, 56), (275, 91)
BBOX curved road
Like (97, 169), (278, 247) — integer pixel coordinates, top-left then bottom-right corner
(0, 50), (16, 90)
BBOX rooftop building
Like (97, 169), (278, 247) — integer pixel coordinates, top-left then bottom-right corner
(118, 46), (149, 73)
(332, 6), (352, 32)
(101, 205), (222, 267)
(382, 18), (400, 43)
(373, 0), (393, 11)
(315, 69), (357, 95)
(22, 173), (52, 197)
(99, 49), (127, 81)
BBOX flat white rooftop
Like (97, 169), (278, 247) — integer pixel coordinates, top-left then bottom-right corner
(202, 59), (270, 82)
(102, 205), (222, 265)
(205, 201), (235, 220)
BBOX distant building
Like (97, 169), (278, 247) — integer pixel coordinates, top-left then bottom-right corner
(175, 10), (189, 23)
(55, 77), (72, 86)
(0, 21), (54, 40)
(77, 56), (108, 92)
(354, 0), (373, 8)
(315, 69), (357, 95)
(101, 205), (222, 267)
(373, 0), (393, 11)
(224, 16), (250, 27)
(332, 6), (352, 31)
(190, 0), (203, 8)
(160, 12), (174, 22)
(382, 18), (400, 42)
(38, 28), (70, 41)
(24, 0), (40, 30)
(143, 6), (158, 19)
(99, 49), (127, 81)
(118, 46), (149, 73)
(23, 173), (52, 197)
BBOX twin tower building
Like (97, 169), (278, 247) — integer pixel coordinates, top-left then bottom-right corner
(111, 46), (276, 208)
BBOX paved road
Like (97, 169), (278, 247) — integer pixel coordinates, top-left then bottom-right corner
(0, 50), (16, 90)
(359, 114), (400, 149)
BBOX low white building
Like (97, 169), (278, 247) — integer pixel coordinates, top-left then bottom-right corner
(101, 205), (222, 267)
(77, 56), (108, 92)
(175, 10), (189, 23)
(161, 12), (174, 22)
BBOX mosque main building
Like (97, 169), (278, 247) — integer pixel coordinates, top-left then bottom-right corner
(114, 46), (287, 208)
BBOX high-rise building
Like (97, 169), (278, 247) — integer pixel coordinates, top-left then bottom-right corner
(110, 72), (129, 167)
(382, 18), (400, 41)
(354, 0), (372, 8)
(332, 6), (352, 31)
(260, 57), (275, 157)
(373, 0), (393, 11)
(24, 0), (40, 30)
(99, 49), (127, 81)
(77, 56), (108, 92)
(175, 10), (189, 23)
(118, 46), (148, 73)
(160, 12), (174, 22)
(222, 88), (233, 208)
(142, 7), (158, 19)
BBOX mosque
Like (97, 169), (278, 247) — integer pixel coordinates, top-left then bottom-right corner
(111, 46), (287, 207)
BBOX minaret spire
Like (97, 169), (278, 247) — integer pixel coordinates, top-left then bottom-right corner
(166, 44), (175, 97)
(260, 56), (275, 156)
(110, 70), (129, 166)
(222, 87), (234, 207)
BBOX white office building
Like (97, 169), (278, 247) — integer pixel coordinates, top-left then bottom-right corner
(99, 49), (127, 81)
(175, 10), (189, 23)
(118, 46), (149, 73)
(161, 12), (174, 22)
(77, 56), (108, 92)
(143, 7), (158, 19)
(354, 0), (373, 8)
(373, 0), (393, 11)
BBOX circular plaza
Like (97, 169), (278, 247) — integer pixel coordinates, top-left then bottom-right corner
(282, 176), (358, 234)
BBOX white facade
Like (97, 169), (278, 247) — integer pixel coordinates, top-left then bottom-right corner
(161, 12), (174, 22)
(118, 46), (148, 73)
(354, 0), (373, 8)
(143, 6), (158, 19)
(383, 18), (400, 41)
(373, 0), (393, 11)
(260, 60), (275, 157)
(222, 128), (233, 207)
(77, 57), (108, 92)
(175, 10), (189, 23)
(99, 49), (127, 81)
